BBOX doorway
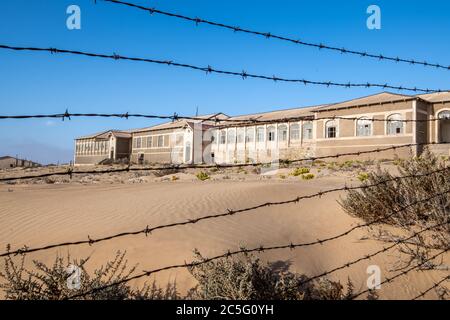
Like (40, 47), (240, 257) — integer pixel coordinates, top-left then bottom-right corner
(438, 111), (450, 142)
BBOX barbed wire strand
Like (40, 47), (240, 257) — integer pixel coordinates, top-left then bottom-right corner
(1, 111), (450, 125)
(412, 275), (450, 300)
(65, 219), (449, 299)
(1, 141), (449, 182)
(2, 176), (448, 262)
(101, 0), (450, 71)
(0, 44), (443, 93)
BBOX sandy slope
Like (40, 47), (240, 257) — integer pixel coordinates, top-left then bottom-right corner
(0, 176), (448, 299)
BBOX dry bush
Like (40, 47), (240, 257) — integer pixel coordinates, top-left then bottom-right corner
(2, 251), (372, 300)
(0, 251), (179, 300)
(339, 149), (449, 230)
(340, 149), (449, 271)
(186, 250), (353, 300)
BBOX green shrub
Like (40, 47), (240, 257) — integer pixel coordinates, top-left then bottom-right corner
(301, 173), (315, 180)
(292, 167), (310, 176)
(357, 172), (369, 182)
(196, 171), (210, 181)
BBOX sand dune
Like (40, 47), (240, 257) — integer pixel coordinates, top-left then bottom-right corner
(0, 173), (448, 299)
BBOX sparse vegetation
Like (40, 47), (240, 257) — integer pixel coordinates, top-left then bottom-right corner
(0, 251), (179, 300)
(187, 251), (354, 300)
(301, 173), (315, 180)
(196, 171), (210, 181)
(340, 149), (449, 229)
(357, 172), (369, 182)
(291, 167), (310, 176)
(340, 149), (450, 260)
(1, 251), (359, 300)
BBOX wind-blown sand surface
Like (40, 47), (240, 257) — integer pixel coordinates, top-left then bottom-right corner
(0, 172), (448, 299)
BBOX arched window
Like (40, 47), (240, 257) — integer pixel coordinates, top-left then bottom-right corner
(387, 114), (404, 135)
(290, 123), (300, 140)
(325, 120), (337, 138)
(227, 129), (236, 144)
(278, 125), (288, 142)
(303, 122), (313, 140)
(267, 126), (276, 142)
(356, 117), (372, 136)
(246, 127), (255, 143)
(220, 130), (226, 144)
(256, 127), (265, 142)
(438, 110), (450, 119)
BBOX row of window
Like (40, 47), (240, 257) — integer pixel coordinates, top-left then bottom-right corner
(133, 134), (184, 149)
(215, 122), (313, 145)
(324, 114), (405, 139)
(75, 140), (109, 155)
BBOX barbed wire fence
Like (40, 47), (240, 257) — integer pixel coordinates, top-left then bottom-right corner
(1, 110), (450, 124)
(100, 0), (450, 71)
(1, 1), (449, 301)
(1, 142), (449, 182)
(2, 168), (449, 257)
(64, 220), (449, 299)
(0, 44), (444, 93)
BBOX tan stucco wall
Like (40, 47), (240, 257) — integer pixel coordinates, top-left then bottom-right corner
(74, 155), (110, 165)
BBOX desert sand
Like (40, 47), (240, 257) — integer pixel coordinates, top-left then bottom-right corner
(0, 164), (448, 299)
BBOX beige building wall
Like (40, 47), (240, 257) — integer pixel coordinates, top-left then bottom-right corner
(130, 127), (191, 164)
(314, 100), (417, 160)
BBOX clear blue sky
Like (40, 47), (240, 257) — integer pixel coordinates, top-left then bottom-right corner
(0, 0), (449, 164)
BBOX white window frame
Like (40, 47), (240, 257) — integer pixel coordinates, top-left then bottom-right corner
(325, 120), (338, 139)
(356, 117), (373, 137)
(386, 113), (404, 135)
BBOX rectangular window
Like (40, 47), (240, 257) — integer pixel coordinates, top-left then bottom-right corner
(175, 134), (184, 147)
(246, 129), (254, 143)
(357, 124), (371, 136)
(326, 127), (336, 138)
(136, 137), (142, 149)
(302, 123), (313, 140)
(146, 136), (152, 148)
(163, 135), (169, 147)
(237, 130), (245, 143)
(157, 135), (164, 147)
(257, 128), (265, 142)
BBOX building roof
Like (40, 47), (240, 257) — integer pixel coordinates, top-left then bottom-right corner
(226, 105), (324, 122)
(0, 156), (40, 165)
(131, 113), (229, 133)
(0, 156), (14, 160)
(416, 91), (450, 103)
(315, 92), (414, 112)
(76, 130), (132, 140)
